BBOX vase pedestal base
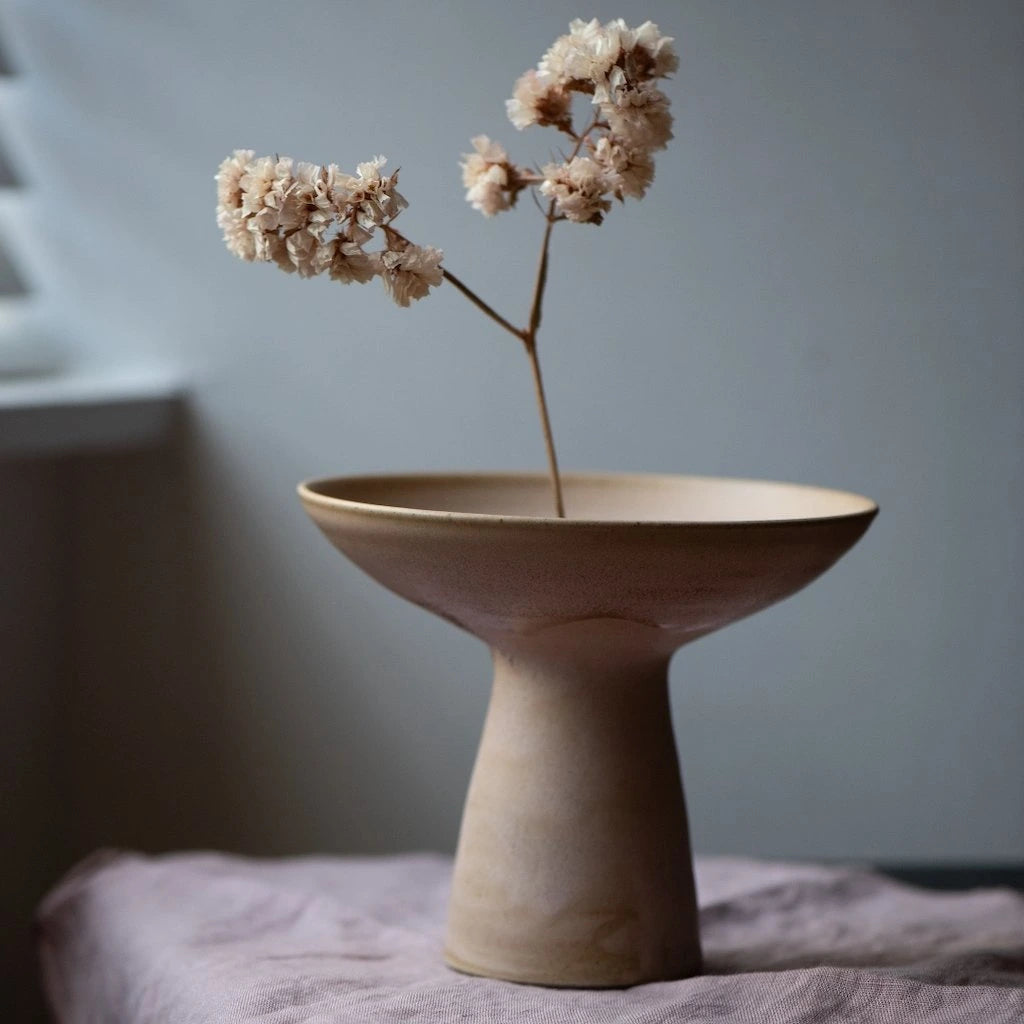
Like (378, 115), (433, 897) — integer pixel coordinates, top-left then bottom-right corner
(445, 619), (702, 988)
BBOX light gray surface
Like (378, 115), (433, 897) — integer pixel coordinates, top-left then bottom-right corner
(3, 0), (1021, 876)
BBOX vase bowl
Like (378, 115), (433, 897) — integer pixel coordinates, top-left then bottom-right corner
(298, 472), (877, 987)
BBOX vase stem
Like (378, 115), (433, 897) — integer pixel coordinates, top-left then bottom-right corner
(445, 618), (701, 987)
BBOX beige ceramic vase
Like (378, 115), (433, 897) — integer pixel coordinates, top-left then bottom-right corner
(298, 472), (877, 988)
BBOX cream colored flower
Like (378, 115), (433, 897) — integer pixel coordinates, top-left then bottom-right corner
(379, 244), (444, 307)
(347, 156), (408, 232)
(597, 71), (674, 152)
(239, 155), (289, 214)
(216, 150), (269, 261)
(539, 18), (676, 93)
(327, 164), (357, 211)
(460, 135), (524, 217)
(619, 20), (678, 81)
(539, 157), (613, 225)
(345, 222), (375, 247)
(285, 228), (335, 278)
(266, 232), (295, 275)
(540, 18), (618, 89)
(506, 70), (572, 131)
(215, 149), (254, 210)
(592, 137), (655, 199)
(330, 239), (379, 285)
(241, 157), (293, 237)
(217, 206), (259, 261)
(216, 151), (433, 296)
(279, 161), (336, 236)
(250, 220), (276, 262)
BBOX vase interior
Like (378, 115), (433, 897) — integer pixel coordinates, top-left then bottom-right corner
(299, 472), (877, 649)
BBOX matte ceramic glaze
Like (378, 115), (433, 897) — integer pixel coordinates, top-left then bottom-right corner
(298, 472), (877, 987)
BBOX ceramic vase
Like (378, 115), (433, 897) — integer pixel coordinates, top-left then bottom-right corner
(298, 472), (877, 988)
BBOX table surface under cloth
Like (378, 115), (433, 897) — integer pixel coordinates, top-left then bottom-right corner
(37, 852), (1024, 1024)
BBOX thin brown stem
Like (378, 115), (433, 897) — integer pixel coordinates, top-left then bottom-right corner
(513, 118), (601, 516)
(527, 214), (556, 340)
(387, 224), (525, 340)
(387, 116), (600, 518)
(569, 118), (600, 159)
(522, 214), (563, 516)
(524, 337), (564, 518)
(441, 268), (525, 343)
(519, 206), (564, 516)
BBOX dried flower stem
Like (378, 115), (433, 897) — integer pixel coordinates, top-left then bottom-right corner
(524, 333), (564, 517)
(527, 216), (555, 343)
(515, 120), (599, 517)
(382, 121), (604, 518)
(447, 236), (565, 518)
(523, 213), (564, 516)
(446, 232), (565, 517)
(392, 227), (566, 516)
(440, 268), (524, 343)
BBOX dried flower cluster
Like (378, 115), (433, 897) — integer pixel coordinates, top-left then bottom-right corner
(463, 17), (676, 224)
(460, 136), (528, 218)
(216, 152), (443, 306)
(216, 19), (676, 515)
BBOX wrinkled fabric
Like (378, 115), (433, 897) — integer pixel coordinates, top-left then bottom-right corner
(37, 852), (1024, 1023)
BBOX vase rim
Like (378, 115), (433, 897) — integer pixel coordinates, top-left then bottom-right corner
(297, 470), (878, 529)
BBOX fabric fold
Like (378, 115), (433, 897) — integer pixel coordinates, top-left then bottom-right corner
(37, 852), (1024, 1023)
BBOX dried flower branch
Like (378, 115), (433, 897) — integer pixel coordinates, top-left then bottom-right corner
(216, 18), (676, 517)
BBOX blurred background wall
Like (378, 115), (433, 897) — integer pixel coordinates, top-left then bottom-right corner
(2, 1), (1021, 1019)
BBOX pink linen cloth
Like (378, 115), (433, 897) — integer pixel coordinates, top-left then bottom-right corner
(37, 852), (1024, 1023)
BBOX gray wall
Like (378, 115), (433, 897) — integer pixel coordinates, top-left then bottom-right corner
(5, 0), (1022, 918)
